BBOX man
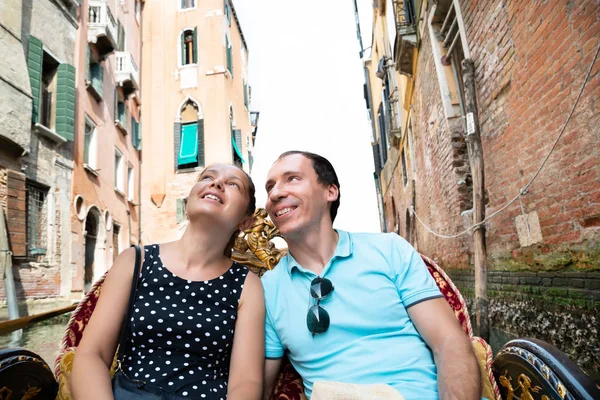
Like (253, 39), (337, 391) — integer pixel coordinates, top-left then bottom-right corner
(261, 151), (481, 400)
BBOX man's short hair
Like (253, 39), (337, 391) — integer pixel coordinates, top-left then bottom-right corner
(277, 151), (341, 223)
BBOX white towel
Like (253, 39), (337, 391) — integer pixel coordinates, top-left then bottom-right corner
(311, 381), (405, 400)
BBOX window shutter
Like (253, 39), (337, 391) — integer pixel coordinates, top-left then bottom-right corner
(117, 20), (125, 51)
(226, 37), (232, 76)
(232, 129), (245, 164)
(176, 198), (185, 224)
(243, 82), (248, 109)
(27, 36), (43, 124)
(180, 0), (186, 9)
(192, 27), (198, 64)
(118, 101), (126, 127)
(173, 122), (181, 170)
(114, 89), (118, 120)
(178, 123), (199, 166)
(55, 64), (76, 141)
(197, 119), (205, 167)
(91, 63), (104, 97)
(85, 45), (91, 83)
(372, 143), (382, 173)
(131, 118), (141, 150)
(180, 31), (185, 65)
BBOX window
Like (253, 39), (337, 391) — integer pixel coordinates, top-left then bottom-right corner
(135, 0), (141, 23)
(225, 35), (233, 76)
(230, 107), (244, 167)
(26, 181), (49, 258)
(86, 45), (103, 100)
(430, 0), (467, 116)
(176, 197), (188, 223)
(131, 115), (141, 149)
(401, 149), (408, 186)
(115, 148), (124, 192)
(127, 164), (134, 201)
(115, 91), (127, 132)
(224, 0), (231, 25)
(180, 29), (197, 66)
(27, 36), (75, 141)
(117, 19), (126, 51)
(180, 0), (195, 10)
(113, 223), (120, 262)
(243, 81), (249, 110)
(175, 100), (204, 169)
(377, 103), (388, 166)
(83, 116), (98, 170)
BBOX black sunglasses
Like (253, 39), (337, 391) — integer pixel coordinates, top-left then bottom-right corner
(306, 277), (334, 336)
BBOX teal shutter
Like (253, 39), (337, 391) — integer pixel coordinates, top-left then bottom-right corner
(131, 117), (141, 149)
(27, 36), (43, 124)
(114, 90), (118, 120)
(118, 101), (126, 126)
(197, 119), (205, 166)
(176, 198), (185, 223)
(192, 27), (198, 64)
(178, 123), (198, 166)
(232, 129), (245, 164)
(91, 63), (103, 97)
(55, 64), (76, 141)
(226, 37), (232, 76)
(225, 0), (231, 25)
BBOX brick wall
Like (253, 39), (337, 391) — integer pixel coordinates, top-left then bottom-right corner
(448, 268), (599, 377)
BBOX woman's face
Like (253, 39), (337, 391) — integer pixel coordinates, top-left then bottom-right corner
(186, 164), (252, 230)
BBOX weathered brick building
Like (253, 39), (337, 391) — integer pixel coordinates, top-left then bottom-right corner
(1, 0), (79, 314)
(365, 0), (599, 376)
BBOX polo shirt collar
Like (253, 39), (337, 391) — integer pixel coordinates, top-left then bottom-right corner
(286, 230), (353, 276)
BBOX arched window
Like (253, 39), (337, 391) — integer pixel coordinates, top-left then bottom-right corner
(175, 99), (204, 169)
(180, 28), (197, 66)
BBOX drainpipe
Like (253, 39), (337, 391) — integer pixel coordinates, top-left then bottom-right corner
(0, 207), (22, 341)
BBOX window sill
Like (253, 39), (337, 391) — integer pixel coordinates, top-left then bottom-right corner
(34, 123), (67, 144)
(84, 164), (100, 176)
(85, 80), (103, 102)
(176, 166), (203, 174)
(178, 7), (197, 12)
(115, 188), (126, 197)
(115, 120), (128, 135)
(128, 198), (138, 206)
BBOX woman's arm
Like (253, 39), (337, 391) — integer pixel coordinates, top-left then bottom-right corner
(70, 247), (140, 400)
(227, 272), (265, 400)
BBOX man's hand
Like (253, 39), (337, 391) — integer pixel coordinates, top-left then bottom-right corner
(407, 298), (481, 400)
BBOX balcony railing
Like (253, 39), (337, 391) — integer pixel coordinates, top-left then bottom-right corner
(393, 0), (419, 76)
(88, 0), (117, 57)
(115, 51), (140, 95)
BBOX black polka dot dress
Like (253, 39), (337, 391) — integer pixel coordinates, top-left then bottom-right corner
(122, 244), (248, 399)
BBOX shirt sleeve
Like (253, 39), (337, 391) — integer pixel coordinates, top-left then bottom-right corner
(264, 293), (284, 359)
(390, 234), (443, 308)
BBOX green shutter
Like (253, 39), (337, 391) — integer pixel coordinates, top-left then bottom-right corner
(27, 36), (43, 124)
(192, 27), (198, 64)
(180, 31), (186, 65)
(225, 0), (231, 25)
(91, 63), (103, 97)
(232, 129), (245, 164)
(178, 123), (198, 166)
(131, 117), (141, 149)
(118, 101), (126, 126)
(114, 90), (118, 120)
(243, 82), (248, 109)
(55, 64), (76, 141)
(176, 198), (185, 224)
(226, 37), (232, 76)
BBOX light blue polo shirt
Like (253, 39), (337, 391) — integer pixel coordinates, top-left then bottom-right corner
(262, 231), (444, 399)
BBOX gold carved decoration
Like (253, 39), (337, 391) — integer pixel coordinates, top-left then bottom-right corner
(499, 371), (550, 400)
(0, 384), (41, 400)
(231, 208), (286, 275)
(0, 387), (12, 400)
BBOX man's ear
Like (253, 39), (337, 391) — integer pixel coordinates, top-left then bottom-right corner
(237, 215), (254, 232)
(326, 184), (339, 203)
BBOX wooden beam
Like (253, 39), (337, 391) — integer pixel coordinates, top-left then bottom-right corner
(0, 305), (76, 336)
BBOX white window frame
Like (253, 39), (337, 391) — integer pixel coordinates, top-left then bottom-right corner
(427, 0), (470, 120)
(115, 147), (125, 193)
(83, 115), (98, 170)
(127, 163), (134, 201)
(178, 28), (198, 68)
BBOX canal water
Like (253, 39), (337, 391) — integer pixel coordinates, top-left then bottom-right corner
(0, 313), (72, 368)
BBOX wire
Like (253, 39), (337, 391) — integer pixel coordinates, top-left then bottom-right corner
(411, 42), (600, 239)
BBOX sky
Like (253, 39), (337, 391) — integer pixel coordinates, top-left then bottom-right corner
(234, 0), (381, 233)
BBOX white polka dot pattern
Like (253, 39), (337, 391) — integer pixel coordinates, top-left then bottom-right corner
(122, 245), (248, 398)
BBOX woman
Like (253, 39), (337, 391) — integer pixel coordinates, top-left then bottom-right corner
(71, 164), (265, 399)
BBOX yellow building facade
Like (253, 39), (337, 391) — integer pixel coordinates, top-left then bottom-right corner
(140, 0), (253, 244)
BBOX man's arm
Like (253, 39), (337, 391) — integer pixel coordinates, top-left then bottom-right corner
(263, 358), (282, 400)
(407, 298), (481, 400)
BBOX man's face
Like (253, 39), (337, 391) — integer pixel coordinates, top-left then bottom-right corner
(265, 154), (337, 239)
